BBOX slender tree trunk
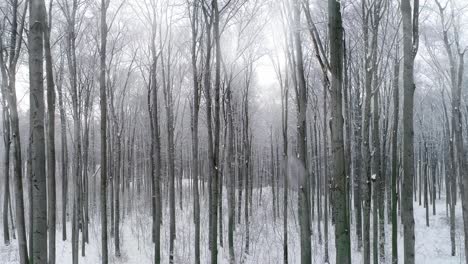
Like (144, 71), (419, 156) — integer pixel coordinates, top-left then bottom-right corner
(323, 84), (329, 263)
(353, 72), (363, 251)
(391, 53), (400, 264)
(56, 55), (68, 242)
(99, 1), (108, 261)
(372, 70), (382, 264)
(161, 49), (176, 263)
(424, 142), (429, 226)
(150, 14), (162, 262)
(30, 0), (48, 262)
(293, 1), (311, 262)
(189, 2), (201, 262)
(401, 0), (419, 263)
(40, 0), (56, 261)
(1, 54), (11, 247)
(114, 132), (121, 257)
(329, 1), (351, 262)
(226, 79), (236, 264)
(282, 81), (288, 264)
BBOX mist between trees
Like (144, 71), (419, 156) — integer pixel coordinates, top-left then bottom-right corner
(1, 0), (467, 263)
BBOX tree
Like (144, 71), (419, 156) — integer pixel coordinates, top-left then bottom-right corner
(30, 0), (48, 262)
(0, 27), (11, 247)
(188, 0), (201, 262)
(292, 0), (311, 262)
(55, 48), (68, 242)
(391, 46), (400, 264)
(100, 0), (109, 262)
(39, 0), (57, 262)
(401, 0), (419, 263)
(328, 0), (351, 262)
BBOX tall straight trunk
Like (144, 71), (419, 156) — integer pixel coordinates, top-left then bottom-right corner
(237, 130), (243, 225)
(40, 0), (56, 262)
(203, 2), (219, 262)
(353, 72), (363, 251)
(361, 47), (372, 264)
(109, 124), (114, 239)
(211, 1), (222, 262)
(82, 103), (91, 250)
(454, 50), (468, 264)
(99, 1), (108, 261)
(29, 0), (48, 262)
(28, 139), (33, 258)
(424, 142), (429, 226)
(323, 83), (329, 263)
(161, 50), (176, 263)
(415, 141), (424, 206)
(226, 81), (235, 264)
(189, 2), (201, 262)
(56, 55), (68, 242)
(401, 0), (419, 263)
(343, 39), (352, 234)
(441, 95), (455, 256)
(243, 113), (250, 254)
(271, 132), (276, 223)
(308, 122), (315, 223)
(391, 53), (399, 264)
(114, 132), (121, 257)
(293, 1), (311, 262)
(314, 117), (322, 244)
(329, 0), (351, 262)
(431, 147), (436, 216)
(372, 73), (382, 264)
(1, 54), (11, 247)
(150, 13), (162, 262)
(282, 93), (288, 264)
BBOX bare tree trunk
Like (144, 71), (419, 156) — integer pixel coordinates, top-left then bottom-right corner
(391, 52), (400, 264)
(149, 12), (162, 261)
(328, 0), (351, 262)
(113, 124), (121, 257)
(372, 68), (381, 264)
(441, 92), (455, 256)
(0, 46), (11, 247)
(39, 0), (56, 261)
(99, 1), (108, 262)
(30, 0), (48, 262)
(281, 71), (289, 264)
(323, 83), (329, 263)
(424, 142), (429, 226)
(226, 74), (236, 264)
(243, 111), (250, 255)
(161, 42), (176, 263)
(292, 1), (311, 262)
(401, 0), (419, 263)
(271, 131), (276, 223)
(211, 1), (222, 262)
(56, 54), (68, 242)
(189, 1), (201, 262)
(352, 70), (363, 250)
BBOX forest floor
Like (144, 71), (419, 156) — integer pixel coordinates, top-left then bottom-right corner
(0, 184), (465, 263)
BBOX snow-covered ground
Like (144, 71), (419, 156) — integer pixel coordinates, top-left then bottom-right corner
(0, 186), (465, 263)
